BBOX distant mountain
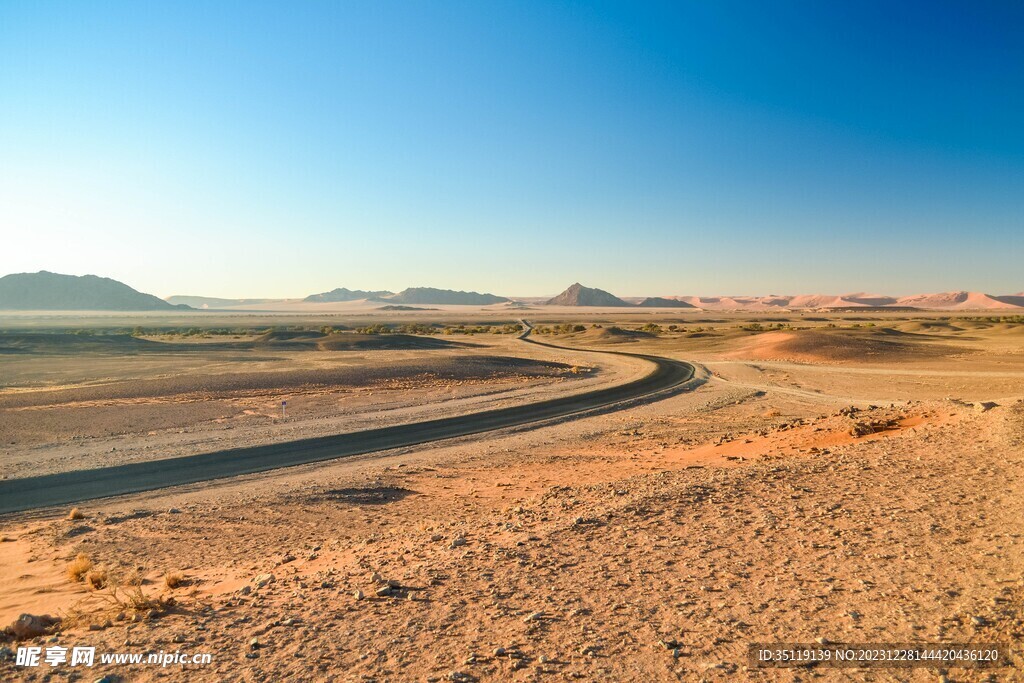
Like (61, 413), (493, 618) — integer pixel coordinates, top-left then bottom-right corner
(841, 293), (899, 307)
(0, 271), (190, 311)
(546, 283), (630, 307)
(304, 287), (394, 303)
(166, 295), (278, 309)
(636, 296), (697, 308)
(994, 294), (1024, 307)
(387, 287), (508, 305)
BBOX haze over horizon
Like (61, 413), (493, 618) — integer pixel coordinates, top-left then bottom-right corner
(2, 1), (1022, 298)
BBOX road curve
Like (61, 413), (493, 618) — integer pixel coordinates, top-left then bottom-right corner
(0, 323), (696, 514)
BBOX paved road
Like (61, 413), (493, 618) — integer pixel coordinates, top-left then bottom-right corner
(0, 323), (695, 514)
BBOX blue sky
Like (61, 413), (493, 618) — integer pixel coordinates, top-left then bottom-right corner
(1, 1), (1021, 297)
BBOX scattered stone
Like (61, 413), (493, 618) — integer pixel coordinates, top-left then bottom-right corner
(450, 537), (467, 549)
(375, 586), (395, 598)
(523, 611), (544, 623)
(167, 507), (181, 514)
(254, 573), (275, 588)
(6, 613), (59, 639)
(975, 401), (998, 413)
(249, 637), (260, 650)
(493, 647), (507, 657)
(354, 590), (364, 601)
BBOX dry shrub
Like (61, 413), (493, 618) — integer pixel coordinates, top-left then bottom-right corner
(66, 553), (93, 582)
(67, 508), (84, 520)
(107, 584), (169, 613)
(164, 571), (186, 589)
(85, 570), (108, 591)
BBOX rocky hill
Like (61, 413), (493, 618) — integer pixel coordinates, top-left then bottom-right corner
(0, 272), (189, 311)
(636, 296), (696, 308)
(387, 287), (508, 305)
(303, 287), (394, 303)
(546, 283), (630, 307)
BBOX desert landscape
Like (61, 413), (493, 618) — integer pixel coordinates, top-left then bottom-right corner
(1, 288), (1022, 681)
(4, 3), (1023, 680)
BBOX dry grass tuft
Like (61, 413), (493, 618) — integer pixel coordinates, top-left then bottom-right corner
(67, 508), (84, 520)
(66, 553), (93, 582)
(164, 571), (186, 589)
(85, 570), (108, 591)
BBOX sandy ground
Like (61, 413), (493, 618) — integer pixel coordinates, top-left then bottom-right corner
(0, 316), (1022, 682)
(0, 333), (646, 479)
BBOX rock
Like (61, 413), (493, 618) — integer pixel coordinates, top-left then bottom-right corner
(354, 590), (364, 601)
(849, 422), (874, 437)
(523, 611), (544, 623)
(450, 537), (467, 549)
(167, 507), (181, 514)
(370, 572), (384, 583)
(0, 646), (14, 661)
(431, 534), (444, 542)
(238, 585), (252, 596)
(975, 401), (998, 413)
(249, 637), (260, 650)
(815, 637), (831, 645)
(6, 613), (59, 639)
(539, 655), (550, 663)
(493, 647), (507, 657)
(278, 553), (296, 565)
(281, 618), (301, 627)
(375, 586), (394, 598)
(254, 573), (275, 588)
(172, 634), (185, 643)
(971, 615), (986, 626)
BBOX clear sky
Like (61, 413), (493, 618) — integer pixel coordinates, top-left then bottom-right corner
(1, 1), (1022, 298)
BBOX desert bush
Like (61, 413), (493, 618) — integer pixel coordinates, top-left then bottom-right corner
(86, 570), (108, 591)
(164, 571), (186, 589)
(67, 553), (93, 582)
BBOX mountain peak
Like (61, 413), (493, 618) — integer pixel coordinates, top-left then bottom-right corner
(546, 283), (630, 307)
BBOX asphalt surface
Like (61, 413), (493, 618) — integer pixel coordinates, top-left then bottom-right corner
(0, 324), (695, 514)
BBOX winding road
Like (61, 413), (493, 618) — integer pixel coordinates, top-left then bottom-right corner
(0, 323), (697, 514)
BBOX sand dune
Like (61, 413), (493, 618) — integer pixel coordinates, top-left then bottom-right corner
(895, 291), (1021, 310)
